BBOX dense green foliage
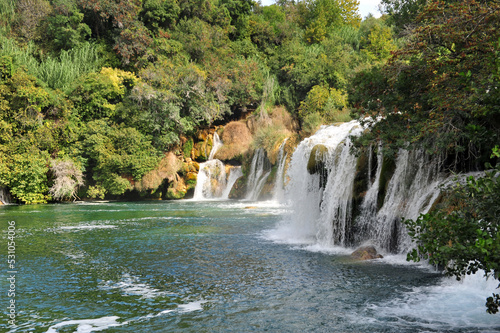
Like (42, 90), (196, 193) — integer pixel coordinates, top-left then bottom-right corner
(0, 0), (391, 202)
(351, 0), (500, 169)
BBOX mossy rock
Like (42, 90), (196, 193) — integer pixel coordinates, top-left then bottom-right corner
(166, 188), (186, 200)
(183, 137), (194, 159)
(185, 171), (198, 182)
(165, 176), (187, 200)
(228, 176), (248, 199)
(186, 179), (197, 191)
(351, 245), (383, 260)
(307, 144), (329, 174)
(192, 141), (210, 162)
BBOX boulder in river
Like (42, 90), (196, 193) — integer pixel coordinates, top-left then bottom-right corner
(351, 245), (383, 260)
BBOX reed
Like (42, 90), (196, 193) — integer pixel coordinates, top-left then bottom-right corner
(0, 38), (102, 91)
(36, 43), (103, 91)
(0, 0), (16, 37)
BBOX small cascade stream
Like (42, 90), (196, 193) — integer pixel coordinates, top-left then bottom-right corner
(208, 133), (223, 160)
(192, 132), (242, 200)
(0, 186), (10, 204)
(245, 148), (271, 201)
(273, 139), (288, 202)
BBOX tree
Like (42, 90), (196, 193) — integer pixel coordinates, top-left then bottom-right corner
(79, 119), (160, 196)
(40, 0), (91, 52)
(14, 0), (52, 41)
(70, 67), (137, 121)
(0, 148), (50, 204)
(360, 23), (395, 62)
(298, 84), (347, 121)
(350, 0), (500, 169)
(77, 0), (152, 65)
(141, 0), (180, 32)
(380, 0), (427, 32)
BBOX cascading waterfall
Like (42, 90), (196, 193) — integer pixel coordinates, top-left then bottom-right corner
(192, 132), (242, 200)
(222, 166), (243, 199)
(273, 139), (288, 202)
(208, 133), (223, 160)
(280, 121), (363, 245)
(245, 148), (271, 201)
(353, 145), (383, 243)
(367, 149), (445, 253)
(0, 187), (10, 204)
(192, 159), (228, 199)
(275, 120), (452, 254)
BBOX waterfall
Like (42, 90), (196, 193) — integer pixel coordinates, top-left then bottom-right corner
(245, 148), (271, 201)
(354, 145), (383, 244)
(368, 149), (444, 253)
(192, 160), (227, 200)
(192, 132), (242, 200)
(222, 166), (243, 199)
(0, 187), (10, 204)
(208, 132), (222, 160)
(280, 121), (363, 244)
(273, 139), (288, 202)
(274, 121), (452, 254)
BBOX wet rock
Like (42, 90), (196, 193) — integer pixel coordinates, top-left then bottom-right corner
(351, 245), (383, 260)
(307, 144), (328, 174)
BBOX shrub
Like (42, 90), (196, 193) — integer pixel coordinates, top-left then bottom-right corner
(49, 158), (84, 201)
(215, 121), (252, 162)
(0, 149), (50, 204)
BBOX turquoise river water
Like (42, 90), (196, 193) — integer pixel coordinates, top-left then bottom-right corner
(1, 200), (499, 332)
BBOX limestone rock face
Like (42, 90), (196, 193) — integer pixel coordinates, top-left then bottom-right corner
(351, 245), (383, 260)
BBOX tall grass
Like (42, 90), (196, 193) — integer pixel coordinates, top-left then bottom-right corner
(0, 0), (16, 37)
(0, 38), (39, 72)
(331, 25), (361, 50)
(37, 43), (103, 91)
(0, 38), (103, 91)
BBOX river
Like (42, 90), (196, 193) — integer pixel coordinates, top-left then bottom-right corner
(1, 200), (499, 332)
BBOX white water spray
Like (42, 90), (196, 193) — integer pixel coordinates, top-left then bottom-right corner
(222, 166), (243, 199)
(273, 139), (288, 202)
(246, 148), (271, 201)
(270, 121), (453, 253)
(192, 159), (228, 199)
(208, 132), (223, 160)
(0, 187), (10, 204)
(193, 132), (242, 200)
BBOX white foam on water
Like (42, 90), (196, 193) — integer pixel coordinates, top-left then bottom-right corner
(300, 243), (354, 255)
(367, 271), (500, 331)
(45, 316), (127, 333)
(75, 201), (111, 205)
(137, 300), (207, 322)
(59, 225), (117, 231)
(99, 274), (169, 299)
(178, 300), (207, 313)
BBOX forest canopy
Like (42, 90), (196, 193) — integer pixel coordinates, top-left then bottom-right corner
(0, 0), (388, 203)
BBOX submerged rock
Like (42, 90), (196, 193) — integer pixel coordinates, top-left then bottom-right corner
(351, 245), (383, 260)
